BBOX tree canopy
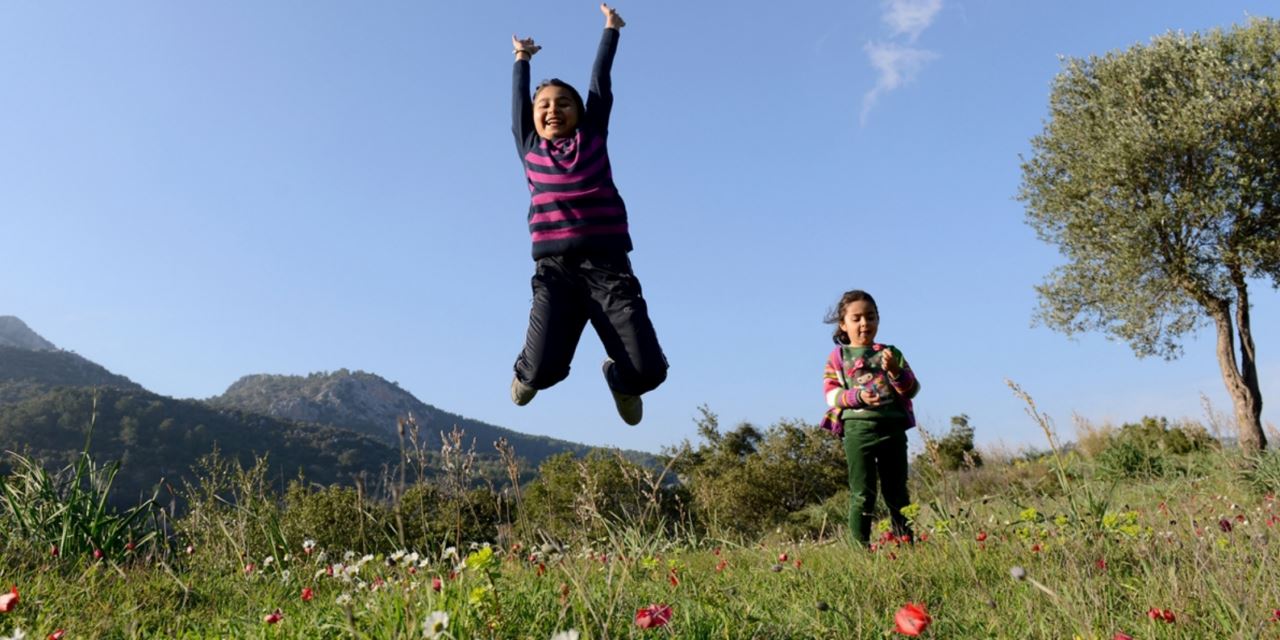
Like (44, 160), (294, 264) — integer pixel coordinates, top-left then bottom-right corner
(1019, 18), (1279, 450)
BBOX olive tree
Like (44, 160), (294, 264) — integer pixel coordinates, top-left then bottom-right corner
(1019, 18), (1280, 451)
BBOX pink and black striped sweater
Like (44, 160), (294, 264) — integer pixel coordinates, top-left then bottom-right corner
(512, 28), (631, 260)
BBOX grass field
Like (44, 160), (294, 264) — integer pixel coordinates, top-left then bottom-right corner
(3, 428), (1280, 639)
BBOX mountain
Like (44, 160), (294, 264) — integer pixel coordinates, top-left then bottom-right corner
(207, 369), (596, 467)
(0, 385), (399, 505)
(0, 318), (643, 506)
(0, 316), (57, 350)
(0, 345), (143, 403)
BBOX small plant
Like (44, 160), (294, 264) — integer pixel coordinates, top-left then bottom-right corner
(0, 397), (159, 560)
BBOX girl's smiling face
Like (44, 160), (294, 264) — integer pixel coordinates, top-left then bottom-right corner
(533, 85), (580, 140)
(839, 299), (880, 347)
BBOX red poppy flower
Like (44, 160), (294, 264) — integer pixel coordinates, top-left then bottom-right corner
(1270, 609), (1280, 622)
(635, 603), (673, 629)
(0, 586), (18, 613)
(715, 559), (728, 572)
(432, 576), (443, 592)
(264, 608), (283, 624)
(1113, 633), (1134, 640)
(778, 553), (788, 563)
(1147, 607), (1175, 622)
(668, 570), (680, 587)
(1219, 518), (1233, 533)
(50, 545), (59, 558)
(893, 602), (930, 636)
(47, 630), (65, 640)
(1095, 558), (1107, 571)
(975, 531), (987, 542)
(301, 587), (314, 602)
(93, 549), (104, 560)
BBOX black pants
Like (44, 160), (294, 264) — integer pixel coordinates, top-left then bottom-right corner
(514, 252), (667, 396)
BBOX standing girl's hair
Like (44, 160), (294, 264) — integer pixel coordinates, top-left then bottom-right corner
(824, 289), (877, 345)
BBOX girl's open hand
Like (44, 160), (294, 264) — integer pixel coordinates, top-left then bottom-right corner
(512, 35), (541, 59)
(601, 3), (626, 29)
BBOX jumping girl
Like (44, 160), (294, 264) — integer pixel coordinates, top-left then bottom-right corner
(508, 3), (667, 425)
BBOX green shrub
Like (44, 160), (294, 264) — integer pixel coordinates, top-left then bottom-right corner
(279, 482), (392, 554)
(1240, 448), (1280, 495)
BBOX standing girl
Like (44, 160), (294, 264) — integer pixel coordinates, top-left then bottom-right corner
(820, 290), (920, 545)
(508, 4), (667, 425)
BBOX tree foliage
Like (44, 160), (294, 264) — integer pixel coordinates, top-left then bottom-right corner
(1019, 18), (1279, 450)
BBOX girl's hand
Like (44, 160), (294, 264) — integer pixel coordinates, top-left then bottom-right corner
(859, 388), (882, 407)
(881, 350), (901, 378)
(601, 3), (626, 29)
(512, 34), (541, 60)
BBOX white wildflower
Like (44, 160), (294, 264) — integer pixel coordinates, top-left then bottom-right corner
(335, 593), (353, 606)
(423, 611), (450, 638)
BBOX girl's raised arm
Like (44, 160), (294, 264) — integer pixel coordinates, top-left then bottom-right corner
(511, 34), (540, 148)
(586, 4), (624, 131)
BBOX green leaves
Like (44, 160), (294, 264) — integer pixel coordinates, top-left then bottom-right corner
(1020, 18), (1280, 359)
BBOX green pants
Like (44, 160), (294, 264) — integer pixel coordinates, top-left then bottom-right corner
(842, 419), (913, 545)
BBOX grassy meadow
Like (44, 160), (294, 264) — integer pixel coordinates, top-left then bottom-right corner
(3, 401), (1280, 639)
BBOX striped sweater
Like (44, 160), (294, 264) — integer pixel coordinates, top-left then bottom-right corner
(512, 28), (632, 260)
(820, 343), (920, 437)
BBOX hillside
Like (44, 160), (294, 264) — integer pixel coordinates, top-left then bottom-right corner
(207, 369), (598, 467)
(0, 385), (401, 504)
(0, 315), (57, 350)
(0, 345), (143, 404)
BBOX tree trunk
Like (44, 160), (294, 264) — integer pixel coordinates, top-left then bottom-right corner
(1233, 275), (1265, 451)
(1209, 297), (1266, 452)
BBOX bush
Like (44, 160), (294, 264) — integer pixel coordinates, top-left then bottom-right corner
(1094, 438), (1167, 480)
(1240, 448), (1280, 496)
(522, 449), (676, 542)
(279, 482), (392, 554)
(669, 409), (846, 540)
(1089, 417), (1219, 481)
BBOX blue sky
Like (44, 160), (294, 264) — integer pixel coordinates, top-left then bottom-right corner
(2, 1), (1276, 456)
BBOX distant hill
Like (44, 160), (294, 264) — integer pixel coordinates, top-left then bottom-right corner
(0, 345), (143, 404)
(207, 369), (598, 468)
(0, 316), (57, 351)
(0, 385), (399, 505)
(0, 318), (652, 505)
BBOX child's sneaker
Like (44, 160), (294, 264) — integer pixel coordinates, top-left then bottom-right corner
(602, 358), (643, 425)
(510, 376), (537, 406)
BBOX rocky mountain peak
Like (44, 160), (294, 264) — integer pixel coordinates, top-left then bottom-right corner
(0, 316), (57, 351)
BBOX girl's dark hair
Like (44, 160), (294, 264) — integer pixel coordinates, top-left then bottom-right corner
(823, 289), (878, 345)
(533, 78), (585, 116)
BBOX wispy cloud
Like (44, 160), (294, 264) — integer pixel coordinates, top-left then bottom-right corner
(860, 0), (944, 125)
(860, 42), (938, 125)
(881, 0), (944, 42)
